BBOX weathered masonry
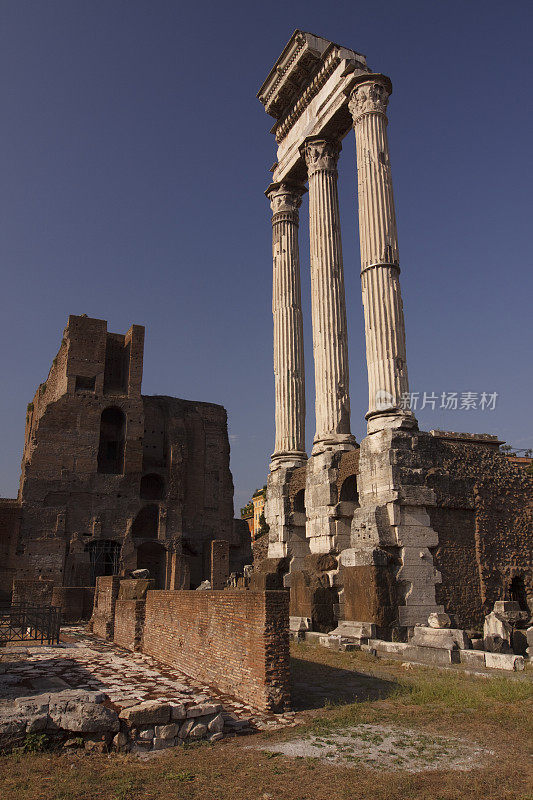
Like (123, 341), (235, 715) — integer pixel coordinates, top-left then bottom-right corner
(0, 314), (251, 602)
(258, 31), (532, 635)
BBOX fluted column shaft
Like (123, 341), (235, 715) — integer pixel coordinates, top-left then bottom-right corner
(349, 75), (415, 430)
(267, 182), (307, 467)
(303, 138), (355, 453)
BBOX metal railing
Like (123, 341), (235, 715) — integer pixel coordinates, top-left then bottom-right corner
(0, 602), (61, 646)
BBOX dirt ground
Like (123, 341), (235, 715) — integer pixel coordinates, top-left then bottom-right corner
(1, 641), (531, 800)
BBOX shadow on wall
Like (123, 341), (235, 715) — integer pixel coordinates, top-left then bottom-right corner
(290, 655), (397, 711)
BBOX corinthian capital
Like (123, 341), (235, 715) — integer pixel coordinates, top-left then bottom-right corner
(302, 138), (341, 177)
(348, 75), (392, 125)
(266, 181), (306, 218)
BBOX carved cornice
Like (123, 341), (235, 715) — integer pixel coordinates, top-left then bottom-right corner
(348, 74), (392, 125)
(302, 138), (341, 176)
(274, 50), (342, 143)
(266, 181), (306, 219)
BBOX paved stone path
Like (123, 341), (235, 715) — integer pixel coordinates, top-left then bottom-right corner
(0, 627), (298, 733)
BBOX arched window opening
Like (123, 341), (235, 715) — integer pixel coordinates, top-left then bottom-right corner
(97, 407), (125, 474)
(509, 575), (529, 611)
(140, 474), (165, 502)
(131, 504), (159, 539)
(137, 541), (166, 589)
(340, 475), (359, 504)
(293, 489), (305, 513)
(87, 540), (120, 585)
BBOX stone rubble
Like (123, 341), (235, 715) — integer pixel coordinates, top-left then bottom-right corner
(0, 626), (298, 753)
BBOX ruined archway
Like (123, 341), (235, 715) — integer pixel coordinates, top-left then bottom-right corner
(131, 504), (159, 539)
(87, 539), (120, 586)
(136, 541), (166, 589)
(140, 474), (165, 502)
(97, 407), (125, 474)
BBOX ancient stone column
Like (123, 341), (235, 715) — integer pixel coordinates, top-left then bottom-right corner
(348, 75), (416, 433)
(267, 182), (307, 468)
(302, 138), (355, 453)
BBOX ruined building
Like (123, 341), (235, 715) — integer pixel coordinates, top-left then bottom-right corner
(257, 31), (532, 635)
(0, 314), (251, 601)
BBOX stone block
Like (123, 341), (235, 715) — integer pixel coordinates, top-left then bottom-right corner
(188, 722), (207, 740)
(153, 737), (175, 750)
(186, 703), (222, 719)
(178, 719), (195, 739)
(410, 626), (470, 650)
(483, 612), (512, 652)
(460, 650), (486, 667)
(484, 652), (525, 671)
(137, 727), (154, 740)
(119, 701), (170, 726)
(169, 703), (187, 720)
(154, 723), (179, 740)
(207, 713), (225, 734)
(427, 612), (451, 629)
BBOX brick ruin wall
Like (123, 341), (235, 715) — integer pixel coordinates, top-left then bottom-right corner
(113, 599), (146, 651)
(0, 500), (21, 601)
(0, 315), (251, 599)
(90, 575), (120, 639)
(426, 438), (532, 629)
(141, 590), (290, 712)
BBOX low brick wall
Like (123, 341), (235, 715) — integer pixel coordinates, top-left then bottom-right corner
(51, 587), (94, 623)
(90, 576), (120, 640)
(114, 599), (146, 651)
(142, 590), (290, 712)
(12, 579), (54, 606)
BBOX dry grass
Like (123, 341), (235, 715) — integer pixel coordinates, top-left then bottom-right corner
(1, 642), (531, 800)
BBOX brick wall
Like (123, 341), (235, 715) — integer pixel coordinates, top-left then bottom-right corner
(113, 599), (146, 651)
(0, 500), (20, 601)
(210, 540), (229, 589)
(51, 587), (94, 623)
(142, 590), (290, 711)
(90, 576), (120, 640)
(12, 579), (54, 606)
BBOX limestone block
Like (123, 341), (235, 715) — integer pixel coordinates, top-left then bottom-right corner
(399, 604), (445, 628)
(113, 731), (129, 749)
(459, 650), (486, 667)
(154, 723), (179, 740)
(207, 713), (225, 734)
(153, 737), (175, 750)
(186, 703), (222, 719)
(137, 727), (154, 740)
(119, 701), (170, 726)
(394, 525), (439, 548)
(399, 507), (430, 527)
(189, 722), (208, 740)
(49, 702), (119, 734)
(484, 652), (525, 671)
(410, 626), (470, 650)
(526, 626), (533, 657)
(483, 612), (512, 652)
(427, 612), (451, 629)
(170, 703), (187, 720)
(179, 719), (195, 739)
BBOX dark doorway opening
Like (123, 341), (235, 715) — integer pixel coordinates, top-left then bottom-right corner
(137, 541), (166, 588)
(131, 504), (159, 539)
(97, 407), (125, 474)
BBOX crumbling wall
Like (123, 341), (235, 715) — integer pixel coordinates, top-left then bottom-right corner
(426, 435), (533, 628)
(0, 500), (20, 601)
(141, 590), (290, 712)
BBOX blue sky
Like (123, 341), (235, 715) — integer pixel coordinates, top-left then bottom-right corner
(1, 0), (532, 510)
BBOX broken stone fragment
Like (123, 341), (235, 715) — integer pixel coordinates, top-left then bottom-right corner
(186, 703), (222, 718)
(188, 722), (207, 740)
(154, 723), (179, 740)
(207, 713), (225, 734)
(483, 612), (512, 653)
(427, 612), (451, 629)
(119, 701), (170, 726)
